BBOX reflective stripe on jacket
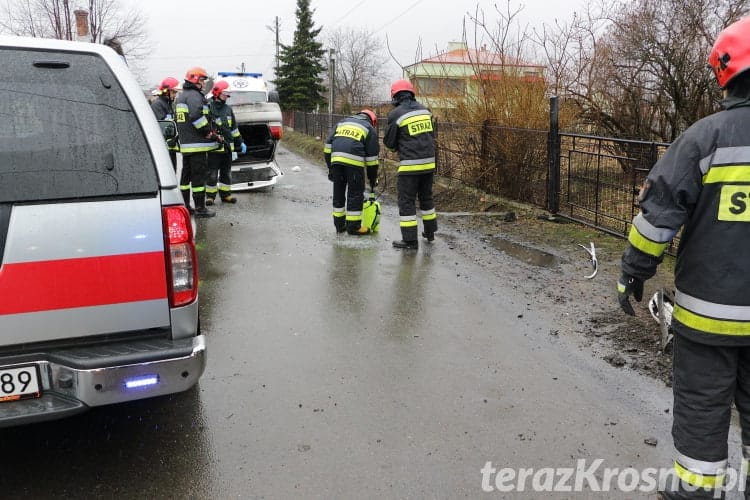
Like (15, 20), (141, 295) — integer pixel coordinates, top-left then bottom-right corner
(174, 83), (218, 154)
(622, 102), (750, 343)
(209, 98), (242, 153)
(324, 115), (380, 169)
(383, 99), (435, 174)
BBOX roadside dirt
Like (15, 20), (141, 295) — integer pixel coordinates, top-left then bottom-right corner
(425, 178), (676, 387)
(282, 132), (676, 387)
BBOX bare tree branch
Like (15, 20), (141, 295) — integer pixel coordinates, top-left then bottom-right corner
(0, 0), (150, 71)
(534, 0), (750, 141)
(327, 27), (390, 110)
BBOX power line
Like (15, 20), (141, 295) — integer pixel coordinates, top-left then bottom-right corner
(148, 52), (270, 60)
(331, 0), (367, 25)
(373, 0), (426, 33)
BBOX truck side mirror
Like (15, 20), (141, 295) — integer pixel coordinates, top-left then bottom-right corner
(158, 120), (178, 147)
(159, 120), (177, 140)
(268, 90), (280, 103)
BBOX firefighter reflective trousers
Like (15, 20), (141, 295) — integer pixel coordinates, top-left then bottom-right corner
(207, 151), (233, 200)
(664, 332), (750, 498)
(397, 172), (437, 242)
(179, 152), (209, 207)
(331, 163), (365, 234)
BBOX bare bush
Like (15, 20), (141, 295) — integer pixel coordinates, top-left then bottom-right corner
(0, 0), (149, 66)
(536, 0), (750, 142)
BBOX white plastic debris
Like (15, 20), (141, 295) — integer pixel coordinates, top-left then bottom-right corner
(577, 242), (598, 279)
(649, 289), (674, 350)
(292, 165), (301, 172)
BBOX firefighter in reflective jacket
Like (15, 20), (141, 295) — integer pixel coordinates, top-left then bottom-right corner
(206, 80), (245, 205)
(150, 76), (180, 171)
(324, 109), (380, 234)
(383, 79), (437, 250)
(175, 66), (219, 218)
(619, 17), (750, 499)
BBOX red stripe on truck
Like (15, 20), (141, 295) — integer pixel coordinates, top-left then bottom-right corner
(0, 252), (168, 315)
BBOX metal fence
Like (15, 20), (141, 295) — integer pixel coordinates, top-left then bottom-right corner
(433, 121), (550, 207)
(287, 111), (368, 140)
(556, 133), (669, 237)
(286, 109), (671, 243)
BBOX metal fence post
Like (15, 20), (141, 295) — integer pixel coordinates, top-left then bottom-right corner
(649, 141), (658, 172)
(547, 96), (561, 214)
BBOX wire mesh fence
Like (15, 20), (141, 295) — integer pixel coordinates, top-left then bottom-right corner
(434, 121), (549, 208)
(286, 110), (673, 246)
(557, 133), (669, 237)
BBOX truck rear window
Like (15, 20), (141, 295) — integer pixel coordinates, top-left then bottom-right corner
(0, 47), (158, 203)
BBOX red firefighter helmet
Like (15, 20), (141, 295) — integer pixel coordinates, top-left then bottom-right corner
(390, 79), (415, 98)
(158, 77), (179, 94)
(709, 17), (750, 89)
(211, 80), (231, 98)
(359, 109), (377, 127)
(185, 66), (208, 84)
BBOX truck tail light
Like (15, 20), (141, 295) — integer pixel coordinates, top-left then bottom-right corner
(270, 125), (283, 140)
(163, 206), (198, 307)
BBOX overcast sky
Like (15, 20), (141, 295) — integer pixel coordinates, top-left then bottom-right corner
(130, 0), (587, 96)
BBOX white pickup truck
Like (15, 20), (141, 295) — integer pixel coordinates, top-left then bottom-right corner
(216, 72), (284, 190)
(0, 36), (205, 427)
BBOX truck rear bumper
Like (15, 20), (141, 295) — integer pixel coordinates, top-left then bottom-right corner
(0, 335), (206, 428)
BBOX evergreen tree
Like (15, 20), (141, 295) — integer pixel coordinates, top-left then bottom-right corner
(274, 0), (326, 111)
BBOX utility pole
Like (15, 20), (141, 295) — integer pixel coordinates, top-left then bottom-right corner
(266, 16), (281, 81)
(329, 48), (336, 129)
(275, 16), (280, 77)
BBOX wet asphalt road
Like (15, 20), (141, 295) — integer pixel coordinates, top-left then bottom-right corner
(1, 145), (743, 499)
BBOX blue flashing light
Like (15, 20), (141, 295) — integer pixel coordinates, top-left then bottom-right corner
(125, 375), (159, 389)
(218, 72), (263, 78)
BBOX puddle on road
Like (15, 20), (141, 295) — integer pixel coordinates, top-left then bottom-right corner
(488, 237), (559, 268)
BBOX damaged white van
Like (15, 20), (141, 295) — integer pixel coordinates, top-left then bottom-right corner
(215, 71), (284, 190)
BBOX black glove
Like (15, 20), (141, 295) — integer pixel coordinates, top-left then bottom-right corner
(366, 166), (378, 190)
(617, 272), (644, 316)
(327, 169), (334, 182)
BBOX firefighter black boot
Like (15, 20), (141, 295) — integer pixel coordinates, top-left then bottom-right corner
(193, 193), (216, 218)
(422, 231), (435, 242)
(220, 194), (237, 204)
(334, 216), (346, 233)
(392, 240), (418, 250)
(181, 190), (194, 214)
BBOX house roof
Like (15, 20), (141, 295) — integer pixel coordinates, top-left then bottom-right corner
(414, 47), (544, 70)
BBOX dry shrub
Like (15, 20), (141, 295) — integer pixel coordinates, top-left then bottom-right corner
(433, 75), (575, 207)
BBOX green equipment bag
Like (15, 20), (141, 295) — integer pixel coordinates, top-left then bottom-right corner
(362, 193), (381, 233)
